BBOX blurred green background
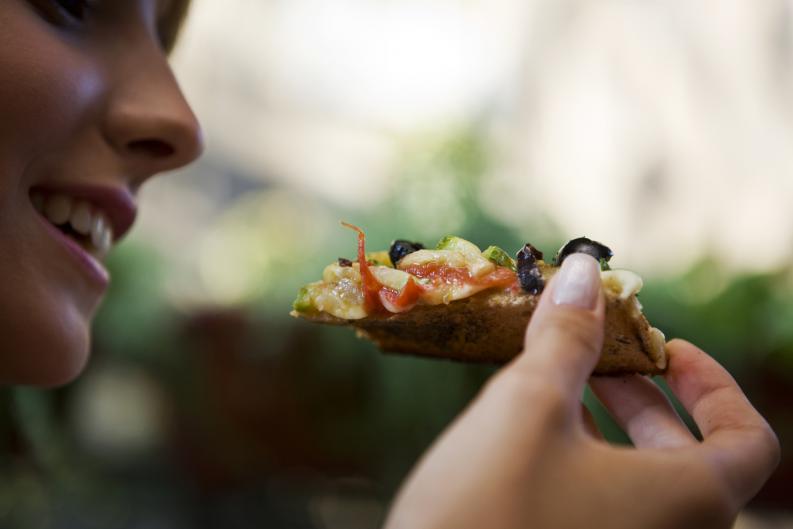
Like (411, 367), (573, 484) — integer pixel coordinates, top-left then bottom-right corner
(3, 0), (793, 527)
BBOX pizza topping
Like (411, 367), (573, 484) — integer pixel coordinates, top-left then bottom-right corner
(294, 229), (641, 320)
(398, 249), (468, 270)
(298, 230), (520, 314)
(370, 265), (414, 291)
(297, 264), (368, 319)
(292, 286), (315, 312)
(400, 262), (515, 304)
(392, 236), (507, 303)
(516, 244), (545, 295)
(522, 243), (544, 262)
(341, 222), (387, 314)
(554, 237), (613, 268)
(314, 280), (367, 319)
(338, 223), (430, 315)
(303, 261), (423, 318)
(601, 269), (643, 300)
(371, 266), (426, 312)
(389, 239), (425, 266)
(379, 276), (424, 313)
(366, 250), (393, 267)
(322, 261), (360, 283)
(476, 266), (519, 288)
(431, 236), (495, 277)
(482, 245), (517, 271)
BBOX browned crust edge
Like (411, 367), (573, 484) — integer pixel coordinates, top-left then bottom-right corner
(293, 288), (666, 376)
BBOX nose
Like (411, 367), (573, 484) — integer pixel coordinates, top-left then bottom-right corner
(102, 52), (204, 182)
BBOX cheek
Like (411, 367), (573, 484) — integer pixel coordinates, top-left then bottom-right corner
(0, 6), (103, 386)
(0, 13), (102, 177)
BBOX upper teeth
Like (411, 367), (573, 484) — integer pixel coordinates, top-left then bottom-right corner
(33, 192), (114, 256)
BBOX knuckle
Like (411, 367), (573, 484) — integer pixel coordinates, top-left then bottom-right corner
(676, 462), (737, 528)
(720, 421), (781, 476)
(750, 422), (782, 476)
(695, 486), (736, 528)
(689, 489), (735, 529)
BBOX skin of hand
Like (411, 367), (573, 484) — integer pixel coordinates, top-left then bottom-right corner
(385, 254), (780, 529)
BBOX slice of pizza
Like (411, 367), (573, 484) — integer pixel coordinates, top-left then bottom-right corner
(291, 223), (667, 375)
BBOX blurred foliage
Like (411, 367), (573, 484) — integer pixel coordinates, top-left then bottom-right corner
(92, 242), (177, 365)
(641, 259), (793, 375)
(357, 125), (560, 256)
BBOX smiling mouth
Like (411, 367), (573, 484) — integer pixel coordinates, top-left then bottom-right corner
(31, 191), (114, 260)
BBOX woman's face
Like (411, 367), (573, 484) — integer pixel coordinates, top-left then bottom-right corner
(0, 0), (202, 386)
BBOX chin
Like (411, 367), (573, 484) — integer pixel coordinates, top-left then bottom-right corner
(37, 302), (94, 388)
(0, 298), (94, 388)
(33, 338), (91, 388)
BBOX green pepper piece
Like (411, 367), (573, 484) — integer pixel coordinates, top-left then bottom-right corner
(482, 245), (517, 272)
(292, 286), (315, 312)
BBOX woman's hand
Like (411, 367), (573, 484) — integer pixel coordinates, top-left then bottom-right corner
(385, 254), (780, 529)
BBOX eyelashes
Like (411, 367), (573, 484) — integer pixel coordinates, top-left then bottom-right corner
(30, 0), (92, 26)
(28, 0), (169, 52)
(53, 0), (88, 21)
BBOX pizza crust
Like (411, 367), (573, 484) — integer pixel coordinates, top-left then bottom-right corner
(293, 286), (667, 376)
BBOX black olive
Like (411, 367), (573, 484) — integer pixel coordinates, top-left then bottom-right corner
(389, 239), (425, 265)
(338, 258), (353, 267)
(553, 237), (613, 267)
(522, 243), (543, 261)
(516, 244), (545, 295)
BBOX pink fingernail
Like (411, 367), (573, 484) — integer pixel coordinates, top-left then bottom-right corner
(552, 254), (600, 309)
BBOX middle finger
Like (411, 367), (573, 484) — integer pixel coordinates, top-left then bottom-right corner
(589, 375), (697, 448)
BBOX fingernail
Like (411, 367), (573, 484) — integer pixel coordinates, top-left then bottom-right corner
(552, 253), (600, 309)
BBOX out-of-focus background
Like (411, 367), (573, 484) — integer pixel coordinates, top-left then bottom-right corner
(3, 0), (793, 527)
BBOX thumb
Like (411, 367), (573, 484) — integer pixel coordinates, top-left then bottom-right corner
(509, 253), (605, 401)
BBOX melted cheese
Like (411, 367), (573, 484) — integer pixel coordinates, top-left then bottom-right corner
(601, 270), (643, 300)
(370, 266), (413, 291)
(419, 282), (486, 305)
(398, 248), (495, 278)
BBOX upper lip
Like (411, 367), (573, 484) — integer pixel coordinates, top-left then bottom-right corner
(30, 184), (137, 241)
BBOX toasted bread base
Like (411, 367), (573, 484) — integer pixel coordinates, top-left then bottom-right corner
(294, 288), (666, 376)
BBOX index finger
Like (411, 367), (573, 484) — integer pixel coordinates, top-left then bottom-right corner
(664, 339), (780, 505)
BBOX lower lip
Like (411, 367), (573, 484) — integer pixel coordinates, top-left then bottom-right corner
(36, 213), (110, 289)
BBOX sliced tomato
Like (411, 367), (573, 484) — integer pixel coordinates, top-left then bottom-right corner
(400, 263), (470, 285)
(474, 266), (519, 289)
(402, 262), (517, 290)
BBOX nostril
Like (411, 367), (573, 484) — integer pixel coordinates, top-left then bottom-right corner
(128, 139), (175, 158)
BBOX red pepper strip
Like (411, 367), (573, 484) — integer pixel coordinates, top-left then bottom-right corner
(341, 222), (384, 314)
(379, 276), (424, 313)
